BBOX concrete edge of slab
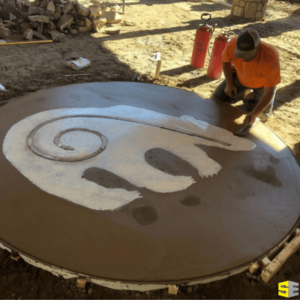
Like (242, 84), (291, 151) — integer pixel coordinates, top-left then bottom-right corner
(0, 222), (299, 291)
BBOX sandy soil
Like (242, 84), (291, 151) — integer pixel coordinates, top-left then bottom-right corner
(0, 0), (300, 298)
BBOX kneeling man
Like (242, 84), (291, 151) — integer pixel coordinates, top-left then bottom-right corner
(212, 28), (280, 127)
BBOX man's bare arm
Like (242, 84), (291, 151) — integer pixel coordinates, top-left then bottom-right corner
(245, 86), (276, 124)
(223, 62), (237, 97)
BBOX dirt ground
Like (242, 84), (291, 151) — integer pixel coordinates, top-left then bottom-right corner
(0, 0), (300, 298)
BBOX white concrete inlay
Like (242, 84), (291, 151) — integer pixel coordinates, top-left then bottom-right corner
(3, 105), (255, 211)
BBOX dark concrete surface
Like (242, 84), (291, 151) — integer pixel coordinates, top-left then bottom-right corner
(0, 82), (299, 283)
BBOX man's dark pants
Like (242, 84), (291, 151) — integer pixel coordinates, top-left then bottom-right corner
(211, 71), (276, 121)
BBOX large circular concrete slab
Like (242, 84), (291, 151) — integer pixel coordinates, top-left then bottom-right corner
(0, 82), (299, 285)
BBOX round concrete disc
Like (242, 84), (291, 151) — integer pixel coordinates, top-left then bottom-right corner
(0, 82), (300, 283)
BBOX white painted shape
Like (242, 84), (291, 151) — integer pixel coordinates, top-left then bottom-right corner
(3, 105), (255, 211)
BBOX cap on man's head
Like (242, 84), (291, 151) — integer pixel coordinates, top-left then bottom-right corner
(234, 28), (261, 61)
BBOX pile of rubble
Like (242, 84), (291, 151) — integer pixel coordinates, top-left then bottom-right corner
(0, 0), (134, 41)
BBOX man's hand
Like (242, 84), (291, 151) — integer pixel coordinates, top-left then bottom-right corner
(224, 83), (237, 98)
(244, 111), (257, 125)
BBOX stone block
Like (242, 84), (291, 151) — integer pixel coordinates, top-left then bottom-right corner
(233, 5), (244, 17)
(28, 7), (44, 15)
(48, 21), (56, 30)
(20, 22), (32, 33)
(70, 28), (78, 34)
(62, 2), (73, 14)
(57, 14), (73, 30)
(257, 3), (262, 10)
(89, 7), (99, 19)
(30, 21), (38, 28)
(233, 0), (239, 5)
(0, 26), (10, 38)
(240, 1), (246, 7)
(89, 5), (101, 13)
(44, 9), (55, 21)
(262, 3), (267, 16)
(76, 18), (85, 26)
(101, 11), (122, 24)
(39, 0), (48, 9)
(47, 1), (55, 12)
(1, 3), (20, 19)
(244, 2), (257, 18)
(92, 18), (105, 31)
(49, 29), (65, 41)
(124, 20), (136, 26)
(105, 27), (120, 34)
(256, 11), (261, 17)
(76, 25), (92, 32)
(54, 5), (61, 20)
(76, 4), (90, 17)
(23, 28), (33, 39)
(32, 30), (46, 39)
(28, 15), (49, 23)
(37, 22), (43, 34)
(110, 5), (120, 12)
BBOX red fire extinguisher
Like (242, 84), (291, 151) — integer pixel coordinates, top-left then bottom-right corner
(191, 13), (215, 69)
(207, 33), (231, 79)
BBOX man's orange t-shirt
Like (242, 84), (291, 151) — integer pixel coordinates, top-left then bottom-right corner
(221, 38), (281, 89)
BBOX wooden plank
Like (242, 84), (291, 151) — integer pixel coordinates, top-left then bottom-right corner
(262, 233), (300, 283)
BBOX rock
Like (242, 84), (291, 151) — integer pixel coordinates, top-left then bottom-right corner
(76, 25), (91, 32)
(135, 293), (141, 298)
(23, 28), (33, 39)
(32, 30), (46, 39)
(30, 21), (38, 29)
(62, 2), (73, 14)
(105, 27), (120, 34)
(0, 27), (10, 38)
(124, 20), (136, 26)
(257, 275), (261, 281)
(251, 280), (257, 287)
(57, 14), (73, 30)
(110, 5), (120, 12)
(101, 11), (122, 24)
(92, 18), (106, 31)
(28, 7), (44, 15)
(68, 9), (77, 19)
(76, 4), (90, 17)
(252, 275), (258, 280)
(89, 5), (101, 13)
(1, 3), (20, 20)
(48, 21), (56, 30)
(76, 17), (85, 26)
(246, 272), (252, 279)
(84, 17), (92, 28)
(54, 5), (61, 20)
(89, 7), (99, 19)
(47, 1), (55, 12)
(28, 15), (49, 23)
(44, 10), (55, 21)
(37, 22), (43, 34)
(70, 28), (78, 34)
(88, 288), (93, 295)
(39, 0), (48, 10)
(21, 22), (32, 32)
(187, 287), (193, 293)
(49, 30), (65, 41)
(21, 12), (30, 21)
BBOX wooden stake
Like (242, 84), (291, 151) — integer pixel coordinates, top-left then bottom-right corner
(262, 232), (300, 283)
(249, 262), (260, 274)
(155, 60), (162, 79)
(168, 285), (179, 295)
(0, 40), (53, 46)
(76, 277), (87, 289)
